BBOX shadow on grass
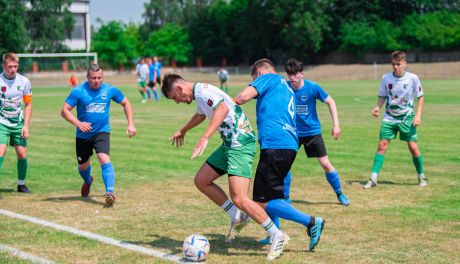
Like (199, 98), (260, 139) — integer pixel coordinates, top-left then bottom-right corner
(291, 199), (338, 205)
(346, 180), (418, 186)
(43, 195), (106, 206)
(0, 188), (15, 193)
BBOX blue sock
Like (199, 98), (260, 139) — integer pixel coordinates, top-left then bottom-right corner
(146, 89), (151, 99)
(266, 199), (311, 228)
(326, 170), (342, 195)
(153, 90), (159, 101)
(284, 171), (291, 198)
(78, 166), (92, 185)
(101, 162), (115, 193)
(267, 208), (280, 229)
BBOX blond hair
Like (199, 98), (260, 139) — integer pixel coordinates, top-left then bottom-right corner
(2, 52), (19, 63)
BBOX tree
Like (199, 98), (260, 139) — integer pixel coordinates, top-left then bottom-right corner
(0, 0), (28, 55)
(144, 24), (192, 65)
(26, 0), (74, 52)
(92, 20), (140, 69)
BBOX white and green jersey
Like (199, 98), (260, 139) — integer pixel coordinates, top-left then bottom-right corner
(194, 83), (255, 148)
(378, 71), (423, 123)
(137, 63), (149, 82)
(0, 72), (32, 127)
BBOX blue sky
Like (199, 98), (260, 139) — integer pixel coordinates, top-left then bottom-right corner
(90, 0), (149, 26)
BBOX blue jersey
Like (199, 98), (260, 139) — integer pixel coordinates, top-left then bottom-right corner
(65, 82), (125, 139)
(289, 80), (329, 137)
(148, 64), (155, 81)
(250, 73), (298, 150)
(153, 61), (162, 77)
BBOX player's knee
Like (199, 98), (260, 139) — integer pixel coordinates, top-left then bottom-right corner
(194, 175), (209, 190)
(231, 195), (248, 209)
(378, 141), (389, 152)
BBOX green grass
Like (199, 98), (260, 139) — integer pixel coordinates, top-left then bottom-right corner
(0, 78), (459, 263)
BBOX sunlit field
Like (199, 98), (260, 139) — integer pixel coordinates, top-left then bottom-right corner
(0, 75), (459, 263)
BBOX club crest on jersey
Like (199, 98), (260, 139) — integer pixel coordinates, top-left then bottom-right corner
(1, 86), (5, 93)
(207, 99), (213, 107)
(101, 92), (107, 100)
(301, 95), (308, 101)
(403, 84), (408, 89)
(388, 84), (393, 90)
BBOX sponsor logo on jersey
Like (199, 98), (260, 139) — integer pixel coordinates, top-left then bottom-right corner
(207, 99), (213, 107)
(296, 105), (308, 115)
(86, 103), (107, 113)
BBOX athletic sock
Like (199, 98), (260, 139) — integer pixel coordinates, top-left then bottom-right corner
(139, 91), (145, 99)
(146, 89), (151, 99)
(78, 166), (92, 185)
(371, 153), (385, 175)
(101, 162), (115, 193)
(0, 156), (4, 170)
(221, 199), (239, 222)
(153, 90), (159, 101)
(325, 170), (343, 195)
(261, 218), (280, 238)
(267, 208), (280, 229)
(412, 155), (424, 174)
(266, 198), (311, 228)
(17, 158), (27, 185)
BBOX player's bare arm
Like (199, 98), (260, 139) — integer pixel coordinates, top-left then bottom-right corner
(373, 97), (387, 118)
(235, 86), (258, 105)
(171, 113), (206, 148)
(413, 96), (424, 127)
(61, 102), (92, 132)
(191, 102), (229, 159)
(21, 101), (32, 139)
(324, 96), (340, 140)
(120, 98), (136, 138)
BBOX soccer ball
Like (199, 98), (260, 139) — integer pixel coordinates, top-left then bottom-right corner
(182, 234), (210, 262)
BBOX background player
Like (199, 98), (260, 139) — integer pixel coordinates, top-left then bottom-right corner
(364, 51), (427, 189)
(217, 67), (229, 93)
(0, 52), (33, 193)
(61, 64), (137, 206)
(136, 57), (149, 103)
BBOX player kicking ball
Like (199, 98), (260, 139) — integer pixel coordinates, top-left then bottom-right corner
(162, 74), (288, 260)
(364, 51), (427, 189)
(61, 64), (136, 206)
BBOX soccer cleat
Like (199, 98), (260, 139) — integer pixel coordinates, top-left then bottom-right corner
(105, 192), (116, 207)
(259, 236), (271, 245)
(80, 176), (94, 197)
(418, 175), (428, 187)
(141, 99), (146, 104)
(225, 212), (251, 242)
(337, 193), (350, 206)
(307, 217), (325, 251)
(267, 231), (289, 260)
(363, 179), (377, 189)
(17, 184), (31, 193)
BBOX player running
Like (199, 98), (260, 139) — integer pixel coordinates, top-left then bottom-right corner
(61, 64), (136, 206)
(364, 51), (427, 189)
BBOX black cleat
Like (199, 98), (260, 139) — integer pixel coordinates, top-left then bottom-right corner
(17, 184), (31, 193)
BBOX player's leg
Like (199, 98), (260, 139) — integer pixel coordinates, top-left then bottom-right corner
(137, 82), (146, 103)
(0, 125), (11, 171)
(94, 133), (116, 206)
(76, 137), (94, 197)
(400, 118), (427, 186)
(152, 83), (159, 101)
(317, 155), (350, 205)
(11, 128), (30, 193)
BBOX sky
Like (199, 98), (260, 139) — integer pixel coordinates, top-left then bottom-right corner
(90, 0), (149, 26)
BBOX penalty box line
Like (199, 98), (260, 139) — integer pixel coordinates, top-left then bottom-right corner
(0, 243), (56, 264)
(0, 209), (187, 264)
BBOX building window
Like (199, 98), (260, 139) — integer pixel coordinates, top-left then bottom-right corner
(70, 13), (86, 40)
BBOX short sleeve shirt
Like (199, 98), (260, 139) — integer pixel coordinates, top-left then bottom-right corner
(0, 72), (32, 128)
(65, 82), (125, 139)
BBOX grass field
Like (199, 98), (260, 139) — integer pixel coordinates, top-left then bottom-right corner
(0, 76), (459, 263)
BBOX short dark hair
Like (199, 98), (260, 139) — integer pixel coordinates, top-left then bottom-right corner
(392, 51), (406, 62)
(284, 58), (303, 75)
(87, 63), (103, 76)
(251, 58), (275, 77)
(162, 73), (184, 98)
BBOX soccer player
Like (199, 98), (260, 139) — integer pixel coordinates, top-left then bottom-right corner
(162, 74), (285, 259)
(147, 57), (159, 101)
(136, 57), (149, 103)
(363, 51), (427, 189)
(235, 59), (325, 260)
(152, 56), (162, 93)
(217, 67), (229, 93)
(284, 58), (350, 206)
(0, 53), (32, 193)
(61, 64), (137, 206)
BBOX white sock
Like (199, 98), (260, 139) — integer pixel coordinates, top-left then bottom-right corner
(370, 172), (378, 183)
(18, 180), (25, 185)
(261, 218), (280, 238)
(418, 173), (426, 179)
(220, 199), (239, 222)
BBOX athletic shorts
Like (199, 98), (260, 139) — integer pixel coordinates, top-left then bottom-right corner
(147, 81), (155, 88)
(138, 81), (146, 88)
(206, 141), (256, 179)
(380, 116), (417, 142)
(76, 132), (110, 164)
(298, 134), (327, 158)
(0, 123), (27, 146)
(253, 149), (297, 203)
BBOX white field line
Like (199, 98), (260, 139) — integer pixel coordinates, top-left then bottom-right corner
(0, 209), (188, 264)
(0, 243), (56, 264)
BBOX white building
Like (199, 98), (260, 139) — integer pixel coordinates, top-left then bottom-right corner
(64, 0), (91, 52)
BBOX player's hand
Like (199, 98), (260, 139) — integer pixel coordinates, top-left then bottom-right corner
(413, 115), (422, 127)
(372, 106), (380, 118)
(191, 137), (209, 159)
(126, 125), (137, 138)
(78, 122), (92, 132)
(21, 125), (29, 139)
(331, 125), (340, 140)
(170, 129), (186, 148)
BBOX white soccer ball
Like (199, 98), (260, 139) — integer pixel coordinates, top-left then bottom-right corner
(182, 234), (210, 262)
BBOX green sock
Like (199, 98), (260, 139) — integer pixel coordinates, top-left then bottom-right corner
(17, 158), (28, 181)
(371, 153), (385, 174)
(139, 91), (145, 99)
(0, 156), (4, 170)
(412, 155), (424, 174)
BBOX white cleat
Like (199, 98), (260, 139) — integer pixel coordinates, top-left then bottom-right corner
(225, 212), (251, 242)
(267, 231), (290, 261)
(363, 179), (377, 189)
(418, 175), (428, 187)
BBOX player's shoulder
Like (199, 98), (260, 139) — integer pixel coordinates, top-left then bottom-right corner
(15, 73), (31, 84)
(404, 71), (420, 80)
(381, 72), (394, 80)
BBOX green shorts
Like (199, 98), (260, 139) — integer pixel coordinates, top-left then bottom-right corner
(206, 141), (256, 179)
(138, 81), (146, 88)
(0, 123), (27, 146)
(380, 116), (417, 142)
